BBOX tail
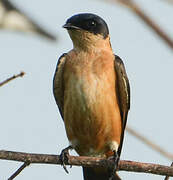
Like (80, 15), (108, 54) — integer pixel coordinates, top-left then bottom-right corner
(83, 167), (121, 180)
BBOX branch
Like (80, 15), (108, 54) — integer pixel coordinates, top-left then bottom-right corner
(164, 162), (173, 180)
(126, 126), (173, 160)
(107, 0), (173, 50)
(162, 0), (173, 4)
(0, 150), (173, 178)
(0, 71), (25, 87)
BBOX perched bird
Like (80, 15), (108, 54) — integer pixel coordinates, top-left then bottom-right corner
(0, 0), (56, 41)
(53, 13), (130, 180)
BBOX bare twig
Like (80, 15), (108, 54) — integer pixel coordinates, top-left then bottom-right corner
(107, 0), (173, 50)
(127, 126), (173, 160)
(8, 161), (30, 180)
(0, 150), (173, 177)
(0, 71), (25, 87)
(163, 0), (173, 4)
(164, 162), (173, 180)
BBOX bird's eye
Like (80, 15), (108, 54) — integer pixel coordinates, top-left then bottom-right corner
(90, 21), (96, 26)
(87, 20), (96, 27)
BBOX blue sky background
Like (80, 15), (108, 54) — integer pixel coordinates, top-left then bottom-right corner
(0, 0), (173, 179)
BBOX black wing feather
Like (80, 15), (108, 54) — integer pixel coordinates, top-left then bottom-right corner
(53, 53), (67, 119)
(114, 55), (130, 156)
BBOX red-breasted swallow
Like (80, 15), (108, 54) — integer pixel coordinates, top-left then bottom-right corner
(53, 13), (130, 180)
(0, 0), (56, 41)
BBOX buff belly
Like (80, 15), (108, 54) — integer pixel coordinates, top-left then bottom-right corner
(63, 69), (122, 157)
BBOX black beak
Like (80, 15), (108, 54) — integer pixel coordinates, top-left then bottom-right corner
(63, 23), (81, 30)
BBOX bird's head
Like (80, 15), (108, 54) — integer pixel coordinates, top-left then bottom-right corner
(63, 13), (111, 51)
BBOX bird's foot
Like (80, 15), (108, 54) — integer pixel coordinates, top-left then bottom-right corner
(59, 145), (73, 174)
(108, 151), (120, 180)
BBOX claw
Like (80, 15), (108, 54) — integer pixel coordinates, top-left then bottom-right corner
(59, 145), (73, 174)
(108, 151), (120, 180)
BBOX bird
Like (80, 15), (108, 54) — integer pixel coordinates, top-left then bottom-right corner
(0, 0), (56, 41)
(53, 13), (130, 180)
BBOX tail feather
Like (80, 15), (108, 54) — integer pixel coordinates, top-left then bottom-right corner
(83, 167), (121, 180)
